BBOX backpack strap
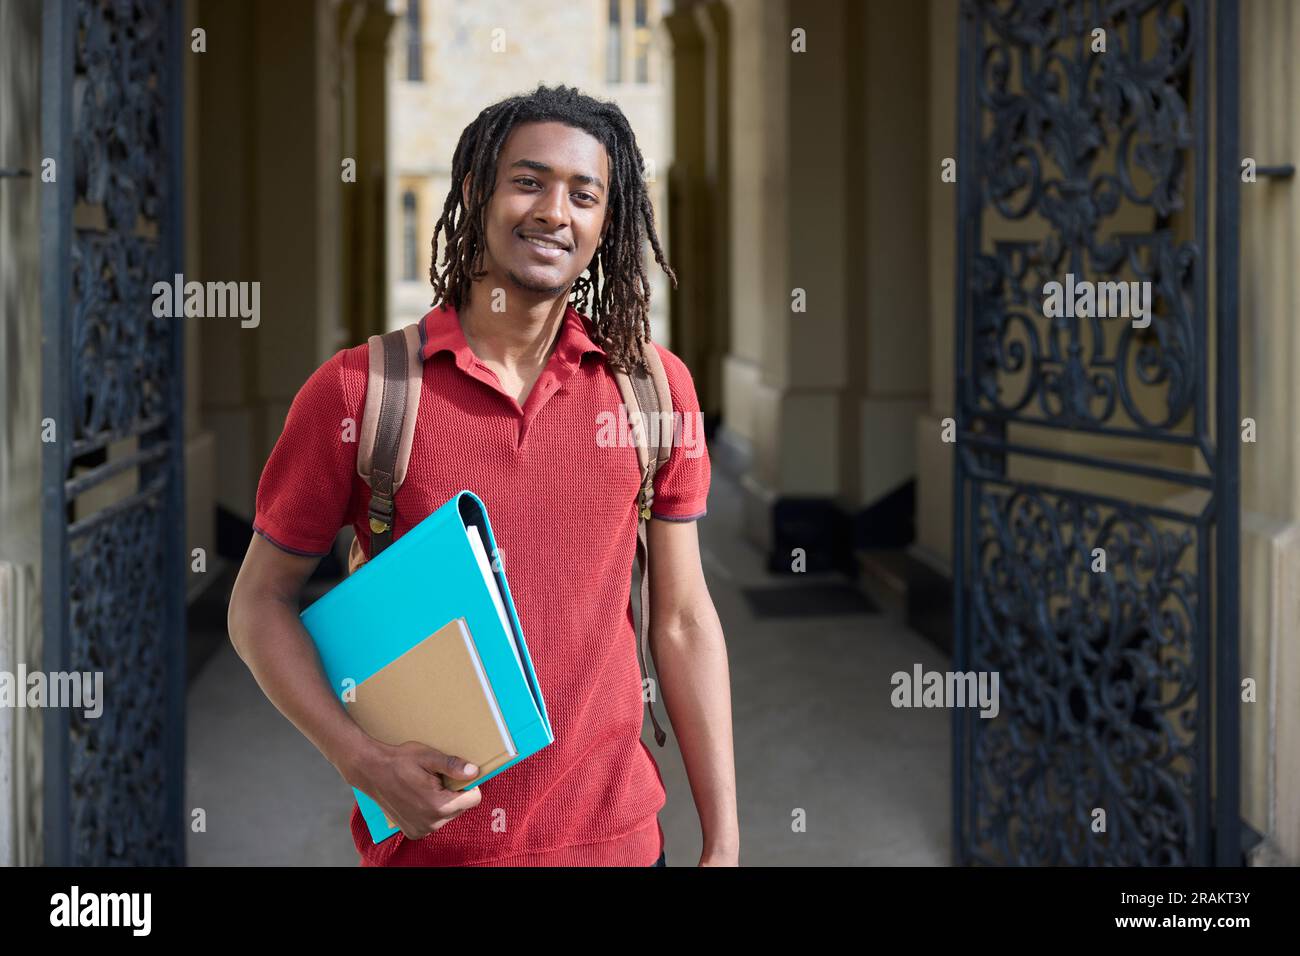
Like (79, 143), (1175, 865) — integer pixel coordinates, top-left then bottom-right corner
(355, 322), (423, 567)
(610, 340), (675, 748)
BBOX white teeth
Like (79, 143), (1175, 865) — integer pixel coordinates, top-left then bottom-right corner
(524, 236), (565, 250)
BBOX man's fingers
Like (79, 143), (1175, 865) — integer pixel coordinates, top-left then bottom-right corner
(437, 786), (483, 815)
(443, 752), (479, 779)
(404, 743), (478, 780)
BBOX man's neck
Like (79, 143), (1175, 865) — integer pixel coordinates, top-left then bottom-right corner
(458, 287), (568, 371)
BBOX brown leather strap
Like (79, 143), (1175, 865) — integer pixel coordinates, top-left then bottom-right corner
(636, 514), (668, 747)
(357, 325), (420, 557)
(639, 339), (675, 472)
(612, 340), (675, 748)
(612, 370), (652, 515)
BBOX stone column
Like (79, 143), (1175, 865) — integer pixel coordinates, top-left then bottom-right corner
(690, 1), (732, 421)
(853, 0), (931, 543)
(661, 7), (710, 399)
(914, 0), (958, 573)
(719, 0), (851, 570)
(0, 0), (44, 867)
(197, 0), (347, 519)
(1239, 0), (1300, 866)
(183, 0), (217, 598)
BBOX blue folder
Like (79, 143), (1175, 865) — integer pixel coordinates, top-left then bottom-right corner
(300, 490), (554, 844)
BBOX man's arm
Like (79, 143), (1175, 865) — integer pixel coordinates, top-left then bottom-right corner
(227, 534), (379, 784)
(227, 533), (482, 838)
(646, 518), (739, 866)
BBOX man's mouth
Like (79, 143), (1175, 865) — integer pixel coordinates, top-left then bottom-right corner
(519, 233), (569, 260)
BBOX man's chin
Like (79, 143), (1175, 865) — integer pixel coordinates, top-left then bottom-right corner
(504, 268), (571, 298)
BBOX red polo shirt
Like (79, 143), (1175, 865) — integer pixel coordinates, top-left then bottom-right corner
(252, 301), (710, 866)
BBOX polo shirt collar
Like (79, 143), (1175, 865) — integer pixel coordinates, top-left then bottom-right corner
(419, 300), (606, 370)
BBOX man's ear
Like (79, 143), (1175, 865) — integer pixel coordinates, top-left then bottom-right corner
(461, 172), (472, 208)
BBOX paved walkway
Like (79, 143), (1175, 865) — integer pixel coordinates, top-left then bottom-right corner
(186, 468), (950, 866)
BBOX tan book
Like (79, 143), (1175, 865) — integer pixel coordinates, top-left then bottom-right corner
(345, 617), (517, 827)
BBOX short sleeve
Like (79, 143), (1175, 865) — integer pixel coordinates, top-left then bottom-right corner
(252, 350), (359, 557)
(649, 344), (711, 521)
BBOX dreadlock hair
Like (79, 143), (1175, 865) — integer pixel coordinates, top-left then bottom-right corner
(428, 84), (677, 373)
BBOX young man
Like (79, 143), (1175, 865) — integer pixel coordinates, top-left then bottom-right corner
(227, 85), (739, 867)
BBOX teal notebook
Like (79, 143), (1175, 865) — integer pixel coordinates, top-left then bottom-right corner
(300, 490), (554, 844)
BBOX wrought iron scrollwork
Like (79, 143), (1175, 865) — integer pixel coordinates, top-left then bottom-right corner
(67, 501), (170, 864)
(43, 0), (184, 865)
(970, 479), (1199, 864)
(71, 234), (172, 443)
(955, 0), (1235, 867)
(73, 0), (169, 234)
(968, 0), (1200, 436)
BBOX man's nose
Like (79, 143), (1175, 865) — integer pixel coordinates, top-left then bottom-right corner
(533, 184), (570, 224)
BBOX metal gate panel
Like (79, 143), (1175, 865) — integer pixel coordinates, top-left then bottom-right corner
(41, 0), (186, 865)
(952, 0), (1239, 866)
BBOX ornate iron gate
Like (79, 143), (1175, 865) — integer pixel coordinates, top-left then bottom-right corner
(952, 0), (1239, 865)
(41, 0), (186, 865)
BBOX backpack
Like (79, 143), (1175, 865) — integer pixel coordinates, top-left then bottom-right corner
(347, 320), (675, 748)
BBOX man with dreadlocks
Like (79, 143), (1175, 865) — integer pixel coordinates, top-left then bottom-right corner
(228, 85), (739, 867)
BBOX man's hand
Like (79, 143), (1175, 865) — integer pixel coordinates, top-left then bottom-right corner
(348, 741), (484, 840)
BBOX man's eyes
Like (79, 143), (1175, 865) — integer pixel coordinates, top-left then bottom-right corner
(515, 178), (598, 203)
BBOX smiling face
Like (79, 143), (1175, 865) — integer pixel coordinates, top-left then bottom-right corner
(465, 120), (612, 301)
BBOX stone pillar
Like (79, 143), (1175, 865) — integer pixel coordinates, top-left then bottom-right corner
(852, 0), (930, 541)
(183, 0), (217, 597)
(695, 1), (731, 422)
(342, 2), (394, 344)
(196, 0), (350, 521)
(914, 0), (958, 573)
(196, 0), (262, 518)
(663, 0), (730, 422)
(0, 0), (44, 867)
(1238, 0), (1300, 866)
(715, 0), (765, 479)
(718, 0), (852, 570)
(661, 7), (709, 401)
